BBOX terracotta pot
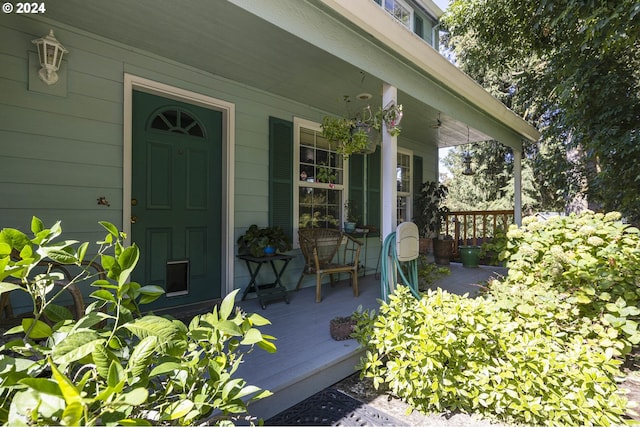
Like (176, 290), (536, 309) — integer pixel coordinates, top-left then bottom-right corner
(433, 239), (453, 265)
(419, 237), (433, 254)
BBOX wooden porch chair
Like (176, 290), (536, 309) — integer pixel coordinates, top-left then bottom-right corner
(296, 228), (362, 303)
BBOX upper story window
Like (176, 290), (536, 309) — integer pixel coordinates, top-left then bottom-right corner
(383, 0), (413, 30)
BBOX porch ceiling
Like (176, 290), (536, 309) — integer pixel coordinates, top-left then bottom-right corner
(42, 0), (491, 147)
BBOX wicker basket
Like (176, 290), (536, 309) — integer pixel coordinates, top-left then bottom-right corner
(330, 316), (356, 341)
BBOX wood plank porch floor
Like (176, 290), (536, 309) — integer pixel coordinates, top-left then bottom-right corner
(235, 263), (508, 421)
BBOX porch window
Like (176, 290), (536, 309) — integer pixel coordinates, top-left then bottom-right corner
(397, 149), (413, 224)
(295, 119), (345, 231)
(383, 0), (413, 30)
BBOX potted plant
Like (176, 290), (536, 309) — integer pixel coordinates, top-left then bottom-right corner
(413, 181), (450, 256)
(316, 163), (336, 184)
(343, 200), (359, 233)
(321, 101), (402, 158)
(433, 234), (454, 265)
(380, 102), (403, 136)
(237, 224), (292, 257)
(321, 114), (376, 158)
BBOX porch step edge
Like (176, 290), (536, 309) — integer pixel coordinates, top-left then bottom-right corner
(246, 347), (365, 421)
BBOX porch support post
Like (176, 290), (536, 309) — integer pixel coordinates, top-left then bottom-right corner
(381, 83), (397, 240)
(513, 147), (522, 226)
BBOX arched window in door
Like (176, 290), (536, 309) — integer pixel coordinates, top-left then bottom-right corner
(149, 108), (205, 137)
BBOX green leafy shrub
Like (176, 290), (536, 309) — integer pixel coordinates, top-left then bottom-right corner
(354, 286), (628, 426)
(499, 211), (640, 356)
(0, 217), (275, 426)
(479, 226), (507, 265)
(354, 211), (639, 426)
(416, 256), (450, 291)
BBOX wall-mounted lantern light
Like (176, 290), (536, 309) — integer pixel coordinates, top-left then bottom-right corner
(32, 30), (68, 85)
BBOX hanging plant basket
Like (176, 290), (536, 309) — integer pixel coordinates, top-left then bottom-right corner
(352, 123), (380, 154)
(321, 98), (402, 159)
(381, 103), (403, 136)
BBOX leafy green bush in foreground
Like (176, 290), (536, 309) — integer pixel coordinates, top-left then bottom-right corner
(498, 211), (640, 356)
(354, 211), (639, 426)
(0, 218), (275, 426)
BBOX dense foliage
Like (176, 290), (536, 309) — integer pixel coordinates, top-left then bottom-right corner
(441, 1), (640, 223)
(441, 142), (541, 213)
(0, 218), (275, 426)
(354, 211), (640, 426)
(498, 211), (640, 356)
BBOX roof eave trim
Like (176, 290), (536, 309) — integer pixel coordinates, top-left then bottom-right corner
(318, 0), (541, 142)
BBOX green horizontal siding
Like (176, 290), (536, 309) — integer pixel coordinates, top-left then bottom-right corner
(0, 14), (440, 297)
(0, 105), (122, 145)
(0, 79), (123, 124)
(1, 131), (122, 167)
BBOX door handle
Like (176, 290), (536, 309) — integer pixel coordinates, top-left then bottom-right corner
(131, 215), (138, 224)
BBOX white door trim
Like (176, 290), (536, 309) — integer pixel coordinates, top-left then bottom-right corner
(123, 74), (236, 296)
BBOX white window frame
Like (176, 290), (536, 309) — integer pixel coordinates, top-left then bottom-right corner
(293, 117), (349, 247)
(382, 0), (414, 31)
(396, 148), (413, 225)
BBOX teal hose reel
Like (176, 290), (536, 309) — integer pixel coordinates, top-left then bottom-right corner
(380, 222), (421, 302)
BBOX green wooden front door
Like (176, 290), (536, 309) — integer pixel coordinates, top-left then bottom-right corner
(132, 91), (222, 309)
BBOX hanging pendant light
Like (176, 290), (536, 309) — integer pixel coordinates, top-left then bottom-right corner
(462, 151), (474, 175)
(462, 126), (474, 175)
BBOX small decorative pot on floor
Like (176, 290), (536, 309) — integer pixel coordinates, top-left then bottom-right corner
(419, 237), (433, 254)
(459, 245), (482, 267)
(433, 239), (453, 265)
(330, 316), (357, 340)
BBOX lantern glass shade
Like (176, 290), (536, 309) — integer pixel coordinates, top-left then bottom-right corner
(462, 152), (474, 175)
(32, 30), (68, 85)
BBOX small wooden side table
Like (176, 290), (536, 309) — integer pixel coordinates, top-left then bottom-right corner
(238, 253), (293, 309)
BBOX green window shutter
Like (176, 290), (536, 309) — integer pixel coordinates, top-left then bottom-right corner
(374, 0), (381, 5)
(414, 15), (424, 39)
(269, 117), (293, 241)
(349, 154), (365, 225)
(413, 155), (423, 208)
(367, 148), (381, 231)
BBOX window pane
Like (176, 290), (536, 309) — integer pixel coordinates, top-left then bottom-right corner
(298, 127), (343, 185)
(396, 151), (412, 226)
(317, 133), (332, 151)
(397, 152), (411, 194)
(297, 123), (344, 230)
(299, 187), (341, 229)
(150, 109), (205, 137)
(300, 127), (315, 147)
(383, 0), (412, 29)
(398, 196), (408, 224)
(316, 149), (330, 168)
